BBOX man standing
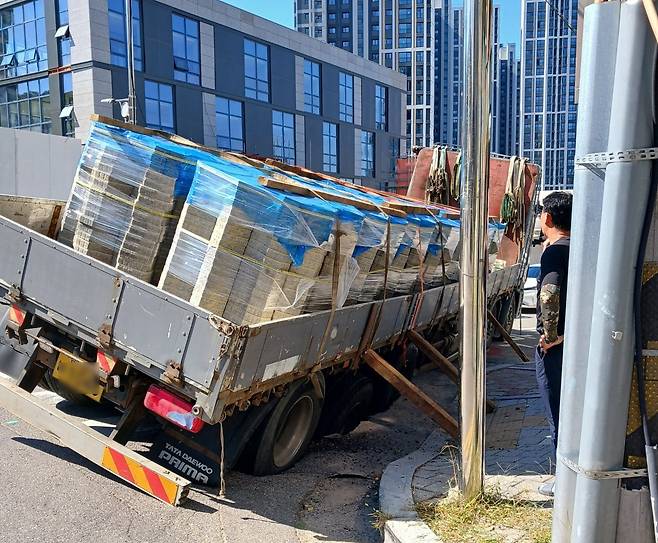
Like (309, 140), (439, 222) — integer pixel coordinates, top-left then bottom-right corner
(535, 191), (572, 497)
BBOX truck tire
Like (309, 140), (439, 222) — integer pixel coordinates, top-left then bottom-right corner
(315, 373), (374, 437)
(41, 369), (94, 405)
(368, 343), (418, 414)
(492, 295), (518, 342)
(245, 376), (324, 475)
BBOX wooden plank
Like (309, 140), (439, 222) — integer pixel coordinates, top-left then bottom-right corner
(362, 348), (459, 437)
(407, 330), (496, 413)
(385, 201), (435, 215)
(259, 176), (387, 214)
(487, 309), (530, 363)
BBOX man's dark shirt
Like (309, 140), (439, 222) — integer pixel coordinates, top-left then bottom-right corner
(536, 237), (570, 341)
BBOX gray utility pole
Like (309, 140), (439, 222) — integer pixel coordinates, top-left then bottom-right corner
(125, 0), (136, 124)
(459, 0), (493, 500)
(551, 2), (619, 540)
(569, 2), (656, 540)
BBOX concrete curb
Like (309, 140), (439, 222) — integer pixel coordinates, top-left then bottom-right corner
(379, 429), (446, 543)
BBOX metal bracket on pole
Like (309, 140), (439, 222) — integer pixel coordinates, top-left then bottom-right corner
(576, 147), (658, 167)
(558, 454), (648, 480)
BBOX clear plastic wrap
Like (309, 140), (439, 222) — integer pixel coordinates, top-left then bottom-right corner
(58, 122), (196, 283)
(59, 120), (478, 326)
(159, 160), (369, 325)
(488, 220), (508, 270)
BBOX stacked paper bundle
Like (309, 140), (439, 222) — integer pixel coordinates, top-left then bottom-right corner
(159, 161), (366, 325)
(59, 119), (479, 328)
(357, 218), (409, 302)
(58, 122), (191, 284)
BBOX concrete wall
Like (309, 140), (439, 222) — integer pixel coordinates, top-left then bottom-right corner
(0, 128), (82, 199)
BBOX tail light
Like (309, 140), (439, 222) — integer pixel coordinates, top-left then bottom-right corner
(143, 384), (204, 433)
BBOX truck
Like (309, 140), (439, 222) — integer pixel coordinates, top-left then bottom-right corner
(0, 136), (539, 506)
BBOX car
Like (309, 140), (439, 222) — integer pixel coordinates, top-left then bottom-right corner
(522, 264), (541, 310)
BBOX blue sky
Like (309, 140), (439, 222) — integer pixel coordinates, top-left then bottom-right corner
(222, 1), (521, 46)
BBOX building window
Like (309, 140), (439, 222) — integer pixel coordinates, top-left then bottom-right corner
(244, 39), (269, 102)
(304, 59), (321, 114)
(0, 0), (48, 80)
(215, 97), (244, 152)
(56, 0), (71, 66)
(322, 121), (337, 172)
(108, 0), (142, 71)
(59, 71), (74, 136)
(272, 110), (295, 165)
(144, 80), (174, 132)
(0, 77), (50, 132)
(172, 14), (200, 85)
(338, 72), (353, 123)
(361, 131), (374, 177)
(375, 84), (387, 130)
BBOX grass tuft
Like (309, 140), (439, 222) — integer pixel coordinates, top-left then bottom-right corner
(417, 486), (552, 543)
(370, 510), (392, 534)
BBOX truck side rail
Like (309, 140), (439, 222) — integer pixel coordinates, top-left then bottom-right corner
(0, 214), (520, 424)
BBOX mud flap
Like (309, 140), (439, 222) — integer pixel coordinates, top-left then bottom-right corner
(148, 399), (279, 486)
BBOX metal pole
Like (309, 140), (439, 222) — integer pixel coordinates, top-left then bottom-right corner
(459, 0), (492, 500)
(125, 0), (136, 124)
(571, 2), (656, 540)
(551, 2), (619, 540)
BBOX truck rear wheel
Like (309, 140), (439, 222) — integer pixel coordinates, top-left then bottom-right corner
(315, 373), (374, 437)
(245, 376), (324, 475)
(368, 343), (418, 414)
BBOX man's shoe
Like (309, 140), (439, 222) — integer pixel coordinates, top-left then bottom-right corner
(538, 480), (555, 497)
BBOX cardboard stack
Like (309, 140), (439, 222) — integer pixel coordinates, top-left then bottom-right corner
(158, 164), (364, 326)
(59, 118), (472, 329)
(58, 127), (188, 284)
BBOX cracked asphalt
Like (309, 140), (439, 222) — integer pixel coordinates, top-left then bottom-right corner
(0, 366), (458, 543)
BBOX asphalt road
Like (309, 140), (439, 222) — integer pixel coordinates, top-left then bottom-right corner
(0, 368), (458, 543)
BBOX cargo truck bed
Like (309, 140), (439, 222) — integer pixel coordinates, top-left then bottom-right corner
(0, 211), (521, 424)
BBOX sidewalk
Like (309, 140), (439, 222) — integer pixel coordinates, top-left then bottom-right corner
(381, 316), (554, 542)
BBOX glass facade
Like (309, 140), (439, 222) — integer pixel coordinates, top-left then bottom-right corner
(244, 39), (269, 102)
(0, 0), (48, 81)
(272, 110), (295, 164)
(303, 59), (321, 114)
(520, 0), (578, 190)
(108, 0), (143, 71)
(360, 130), (374, 177)
(172, 14), (200, 85)
(56, 0), (70, 66)
(144, 80), (174, 132)
(375, 84), (387, 131)
(60, 71), (74, 136)
(216, 97), (244, 152)
(338, 72), (353, 123)
(322, 121), (337, 172)
(0, 76), (50, 132)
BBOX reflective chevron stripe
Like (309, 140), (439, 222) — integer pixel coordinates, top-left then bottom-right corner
(101, 447), (180, 505)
